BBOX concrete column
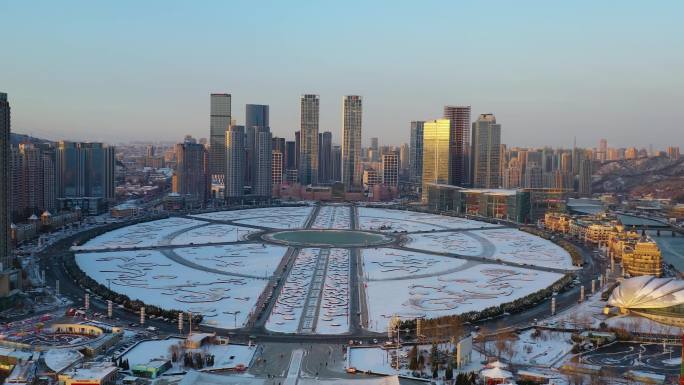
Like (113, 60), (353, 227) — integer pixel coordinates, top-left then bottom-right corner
(551, 296), (557, 316)
(579, 285), (585, 302)
(140, 307), (145, 325)
(107, 300), (113, 318)
(84, 293), (90, 310)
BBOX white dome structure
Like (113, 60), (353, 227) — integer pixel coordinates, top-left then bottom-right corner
(608, 276), (684, 327)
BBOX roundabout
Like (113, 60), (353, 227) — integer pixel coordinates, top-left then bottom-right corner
(70, 204), (578, 335)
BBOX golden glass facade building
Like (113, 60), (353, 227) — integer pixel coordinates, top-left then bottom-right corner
(421, 119), (451, 202)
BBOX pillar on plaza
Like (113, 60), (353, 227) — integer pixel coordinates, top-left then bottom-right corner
(84, 293), (90, 311)
(579, 285), (585, 303)
(599, 274), (604, 288)
(107, 300), (113, 318)
(140, 307), (145, 325)
(591, 279), (596, 294)
(56, 280), (60, 296)
(178, 312), (184, 333)
(551, 296), (556, 316)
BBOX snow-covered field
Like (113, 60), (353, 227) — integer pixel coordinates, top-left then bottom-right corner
(75, 250), (267, 329)
(470, 228), (575, 270)
(316, 249), (350, 334)
(403, 232), (484, 256)
(358, 208), (498, 231)
(311, 205), (351, 229)
(74, 217), (206, 250)
(266, 249), (319, 333)
(168, 224), (258, 246)
(361, 248), (468, 280)
(190, 206), (313, 222)
(172, 244), (287, 278)
(485, 329), (573, 367)
(122, 337), (256, 370)
(365, 264), (563, 332)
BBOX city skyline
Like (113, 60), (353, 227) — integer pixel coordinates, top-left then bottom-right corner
(2, 1), (683, 148)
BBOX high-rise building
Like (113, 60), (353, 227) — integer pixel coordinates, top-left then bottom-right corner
(523, 162), (543, 188)
(399, 143), (410, 176)
(503, 157), (522, 189)
(578, 157), (592, 197)
(382, 152), (399, 187)
(471, 113), (502, 189)
(225, 125), (245, 199)
(443, 105), (471, 186)
(10, 144), (57, 220)
(0, 93), (11, 270)
(331, 145), (342, 182)
(272, 151), (283, 186)
(246, 104), (272, 197)
(299, 95), (319, 185)
(370, 137), (379, 162)
(409, 121), (424, 185)
(667, 146), (680, 160)
(598, 138), (607, 163)
(172, 137), (208, 203)
(342, 95), (363, 191)
(318, 131), (333, 184)
(285, 140), (297, 171)
(209, 94), (231, 184)
(56, 141), (115, 201)
(421, 119), (451, 201)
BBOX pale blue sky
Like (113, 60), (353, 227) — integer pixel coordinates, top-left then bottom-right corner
(1, 0), (682, 148)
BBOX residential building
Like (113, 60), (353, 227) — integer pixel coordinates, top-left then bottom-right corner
(172, 137), (208, 205)
(409, 121), (424, 186)
(0, 93), (10, 270)
(471, 113), (501, 189)
(382, 152), (399, 187)
(421, 119), (451, 201)
(299, 95), (319, 185)
(225, 125), (245, 199)
(342, 95), (363, 191)
(443, 105), (471, 186)
(318, 131), (332, 183)
(209, 93), (231, 184)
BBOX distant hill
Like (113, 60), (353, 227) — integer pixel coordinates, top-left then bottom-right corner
(10, 133), (54, 147)
(593, 156), (684, 200)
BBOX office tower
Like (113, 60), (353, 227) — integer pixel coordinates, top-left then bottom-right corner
(598, 139), (607, 162)
(667, 146), (680, 160)
(560, 152), (572, 173)
(56, 141), (115, 200)
(299, 95), (319, 185)
(272, 151), (283, 186)
(363, 168), (380, 189)
(225, 125), (245, 198)
(209, 94), (231, 184)
(471, 114), (502, 189)
(11, 144), (46, 219)
(331, 145), (342, 182)
(382, 152), (399, 187)
(0, 93), (10, 269)
(421, 119), (451, 201)
(625, 147), (638, 160)
(245, 104), (272, 197)
(399, 143), (409, 176)
(370, 137), (379, 162)
(409, 121), (424, 185)
(342, 95), (362, 191)
(172, 137), (208, 202)
(318, 131), (332, 183)
(523, 162), (543, 188)
(443, 105), (471, 186)
(578, 157), (592, 197)
(503, 157), (522, 189)
(294, 130), (301, 173)
(285, 140), (297, 170)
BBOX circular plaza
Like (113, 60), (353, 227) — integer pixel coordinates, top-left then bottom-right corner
(71, 204), (578, 335)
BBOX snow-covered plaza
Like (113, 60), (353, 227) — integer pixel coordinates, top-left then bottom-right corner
(73, 204), (575, 334)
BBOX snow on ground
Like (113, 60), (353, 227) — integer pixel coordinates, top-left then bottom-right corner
(403, 232), (484, 257)
(470, 228), (575, 270)
(485, 329), (573, 367)
(172, 244), (287, 278)
(74, 218), (207, 250)
(361, 248), (468, 280)
(316, 249), (350, 334)
(605, 314), (683, 335)
(365, 264), (563, 332)
(540, 292), (608, 330)
(233, 214), (310, 229)
(358, 208), (498, 231)
(311, 205), (351, 229)
(347, 345), (484, 377)
(44, 348), (83, 373)
(122, 337), (256, 370)
(169, 224), (258, 246)
(191, 206), (313, 223)
(266, 249), (319, 333)
(75, 250), (267, 329)
(358, 216), (440, 233)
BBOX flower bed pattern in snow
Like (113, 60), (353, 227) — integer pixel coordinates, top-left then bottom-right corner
(172, 244), (287, 278)
(75, 250), (267, 329)
(311, 205), (352, 229)
(361, 248), (469, 280)
(358, 207), (499, 232)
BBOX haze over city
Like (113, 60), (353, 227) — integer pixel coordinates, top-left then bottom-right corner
(2, 0), (682, 147)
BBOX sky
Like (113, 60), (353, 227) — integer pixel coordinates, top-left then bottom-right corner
(1, 0), (683, 148)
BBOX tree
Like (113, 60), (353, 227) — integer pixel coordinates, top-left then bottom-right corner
(445, 364), (453, 381)
(430, 343), (439, 367)
(432, 364), (439, 379)
(408, 345), (419, 371)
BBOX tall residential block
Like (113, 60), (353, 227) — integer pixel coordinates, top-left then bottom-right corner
(318, 131), (332, 184)
(382, 152), (399, 187)
(56, 141), (115, 201)
(272, 151), (283, 186)
(409, 121), (424, 185)
(421, 119), (451, 201)
(342, 95), (363, 191)
(246, 104), (272, 197)
(471, 113), (502, 188)
(0, 93), (11, 270)
(225, 125), (245, 199)
(299, 95), (319, 185)
(578, 157), (593, 197)
(443, 105), (471, 186)
(209, 94), (231, 183)
(172, 137), (208, 203)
